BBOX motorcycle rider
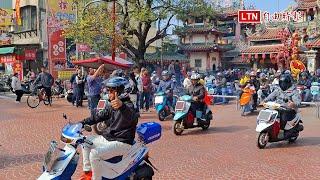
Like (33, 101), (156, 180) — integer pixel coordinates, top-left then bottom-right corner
(297, 72), (312, 102)
(157, 70), (175, 112)
(249, 71), (260, 110)
(188, 73), (206, 126)
(262, 74), (302, 136)
(80, 77), (138, 180)
(257, 73), (269, 103)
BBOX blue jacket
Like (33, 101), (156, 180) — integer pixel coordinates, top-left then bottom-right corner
(157, 79), (174, 92)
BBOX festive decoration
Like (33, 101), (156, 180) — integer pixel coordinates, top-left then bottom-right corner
(262, 53), (266, 59)
(254, 54), (259, 59)
(290, 30), (305, 79)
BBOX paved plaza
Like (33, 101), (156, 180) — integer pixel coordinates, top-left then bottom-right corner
(0, 96), (320, 180)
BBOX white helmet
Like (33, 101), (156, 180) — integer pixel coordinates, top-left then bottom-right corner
(190, 73), (200, 80)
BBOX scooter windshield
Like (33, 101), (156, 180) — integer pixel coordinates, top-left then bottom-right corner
(62, 123), (82, 138)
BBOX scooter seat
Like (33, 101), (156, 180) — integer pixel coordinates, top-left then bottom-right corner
(105, 156), (123, 163)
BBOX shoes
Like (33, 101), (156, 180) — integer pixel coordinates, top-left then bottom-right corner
(15, 101), (20, 104)
(79, 171), (92, 180)
(193, 118), (198, 126)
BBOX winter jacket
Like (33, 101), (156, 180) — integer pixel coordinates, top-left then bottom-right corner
(141, 75), (152, 93)
(82, 97), (138, 145)
(157, 79), (174, 92)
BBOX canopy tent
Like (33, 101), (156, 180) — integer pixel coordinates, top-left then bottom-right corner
(103, 55), (134, 66)
(72, 57), (130, 71)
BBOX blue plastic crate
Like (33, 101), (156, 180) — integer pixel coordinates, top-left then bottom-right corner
(136, 122), (162, 144)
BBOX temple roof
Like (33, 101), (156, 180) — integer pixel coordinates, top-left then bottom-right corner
(305, 36), (320, 48)
(145, 51), (188, 61)
(248, 28), (283, 41)
(296, 0), (318, 10)
(241, 44), (286, 54)
(176, 25), (224, 35)
(179, 43), (234, 52)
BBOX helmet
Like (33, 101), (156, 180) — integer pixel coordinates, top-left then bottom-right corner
(250, 71), (256, 77)
(103, 77), (129, 96)
(259, 73), (266, 79)
(190, 73), (200, 80)
(279, 74), (293, 91)
(216, 72), (223, 77)
(161, 70), (169, 77)
(300, 72), (308, 77)
(284, 70), (291, 75)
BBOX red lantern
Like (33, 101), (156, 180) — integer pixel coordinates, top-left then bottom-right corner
(241, 54), (245, 60)
(262, 53), (266, 59)
(255, 54), (259, 59)
(248, 54), (252, 59)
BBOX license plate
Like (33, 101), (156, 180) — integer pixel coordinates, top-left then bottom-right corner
(97, 100), (107, 110)
(43, 141), (59, 172)
(175, 101), (185, 111)
(257, 110), (276, 123)
(155, 96), (164, 104)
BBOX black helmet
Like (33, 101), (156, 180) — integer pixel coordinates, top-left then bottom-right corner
(279, 74), (292, 91)
(102, 77), (129, 97)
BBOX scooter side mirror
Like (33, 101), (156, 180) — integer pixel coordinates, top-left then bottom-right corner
(84, 125), (92, 132)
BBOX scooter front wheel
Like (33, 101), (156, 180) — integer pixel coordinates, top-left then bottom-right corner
(173, 121), (184, 135)
(201, 120), (210, 130)
(288, 133), (299, 143)
(257, 132), (269, 149)
(158, 110), (166, 121)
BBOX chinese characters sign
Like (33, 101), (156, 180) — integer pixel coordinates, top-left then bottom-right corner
(238, 10), (304, 24)
(25, 49), (37, 60)
(47, 0), (76, 76)
(0, 55), (15, 63)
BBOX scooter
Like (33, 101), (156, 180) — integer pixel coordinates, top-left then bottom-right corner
(52, 79), (64, 97)
(172, 95), (213, 135)
(154, 91), (174, 121)
(311, 82), (320, 101)
(256, 102), (304, 149)
(239, 86), (255, 116)
(38, 114), (160, 180)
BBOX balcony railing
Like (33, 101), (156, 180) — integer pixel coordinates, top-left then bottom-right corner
(12, 30), (38, 40)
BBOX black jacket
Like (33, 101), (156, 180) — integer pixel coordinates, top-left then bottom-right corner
(82, 97), (138, 145)
(188, 83), (205, 101)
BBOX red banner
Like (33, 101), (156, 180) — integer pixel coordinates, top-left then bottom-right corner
(0, 55), (15, 63)
(49, 30), (66, 62)
(25, 49), (37, 60)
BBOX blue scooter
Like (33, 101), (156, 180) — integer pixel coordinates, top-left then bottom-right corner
(38, 114), (161, 180)
(154, 91), (175, 121)
(173, 95), (213, 135)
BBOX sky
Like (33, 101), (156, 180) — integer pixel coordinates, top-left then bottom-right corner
(245, 0), (296, 13)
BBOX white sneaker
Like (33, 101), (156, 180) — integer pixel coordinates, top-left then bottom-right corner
(193, 118), (198, 126)
(15, 101), (20, 104)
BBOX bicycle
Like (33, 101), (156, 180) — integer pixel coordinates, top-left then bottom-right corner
(27, 87), (52, 108)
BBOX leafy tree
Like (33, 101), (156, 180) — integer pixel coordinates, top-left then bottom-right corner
(65, 0), (217, 62)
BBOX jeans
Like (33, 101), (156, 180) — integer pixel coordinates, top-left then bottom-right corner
(82, 135), (131, 180)
(88, 95), (100, 116)
(74, 86), (84, 106)
(140, 92), (150, 110)
(303, 89), (312, 102)
(15, 90), (23, 102)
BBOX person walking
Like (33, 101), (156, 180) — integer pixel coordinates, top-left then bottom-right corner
(11, 73), (23, 103)
(87, 64), (104, 116)
(140, 69), (152, 112)
(133, 66), (143, 111)
(74, 68), (85, 107)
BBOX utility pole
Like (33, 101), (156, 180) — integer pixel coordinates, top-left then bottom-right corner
(111, 0), (116, 61)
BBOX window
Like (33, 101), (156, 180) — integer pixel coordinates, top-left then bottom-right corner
(21, 6), (37, 31)
(195, 59), (202, 68)
(195, 17), (203, 24)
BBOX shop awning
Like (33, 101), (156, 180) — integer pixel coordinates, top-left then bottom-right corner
(0, 47), (14, 55)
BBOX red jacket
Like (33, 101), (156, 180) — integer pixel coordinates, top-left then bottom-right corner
(141, 75), (152, 92)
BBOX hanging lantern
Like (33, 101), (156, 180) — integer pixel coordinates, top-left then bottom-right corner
(255, 54), (259, 59)
(262, 53), (266, 59)
(248, 54), (252, 59)
(242, 54), (245, 60)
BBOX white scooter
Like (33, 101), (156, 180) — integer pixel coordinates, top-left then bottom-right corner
(38, 114), (161, 180)
(256, 102), (304, 149)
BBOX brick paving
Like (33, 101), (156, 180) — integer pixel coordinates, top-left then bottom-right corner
(0, 95), (320, 180)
